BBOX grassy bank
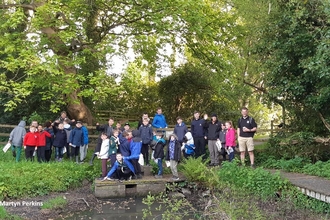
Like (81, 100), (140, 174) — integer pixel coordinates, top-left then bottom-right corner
(143, 157), (330, 219)
(0, 148), (100, 200)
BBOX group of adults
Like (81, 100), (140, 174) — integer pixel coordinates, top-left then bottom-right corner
(137, 107), (257, 167)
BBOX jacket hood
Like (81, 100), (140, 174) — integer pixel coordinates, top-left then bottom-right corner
(169, 133), (178, 141)
(132, 129), (140, 137)
(185, 132), (193, 140)
(132, 130), (142, 142)
(211, 119), (219, 124)
(119, 135), (127, 143)
(158, 138), (166, 144)
(18, 120), (26, 127)
(185, 132), (194, 145)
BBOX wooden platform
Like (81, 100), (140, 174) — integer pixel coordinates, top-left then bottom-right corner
(94, 174), (185, 199)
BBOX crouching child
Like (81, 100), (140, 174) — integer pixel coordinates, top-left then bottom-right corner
(182, 132), (195, 159)
(103, 153), (135, 182)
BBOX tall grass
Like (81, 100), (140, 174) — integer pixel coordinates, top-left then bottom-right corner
(0, 147), (100, 200)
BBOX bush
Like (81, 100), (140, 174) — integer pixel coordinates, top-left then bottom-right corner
(264, 132), (330, 162)
(179, 157), (221, 189)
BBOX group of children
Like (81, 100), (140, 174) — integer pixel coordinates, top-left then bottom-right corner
(88, 116), (237, 182)
(7, 109), (240, 182)
(8, 116), (89, 163)
(95, 117), (182, 182)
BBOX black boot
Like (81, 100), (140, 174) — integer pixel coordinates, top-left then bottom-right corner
(89, 154), (96, 166)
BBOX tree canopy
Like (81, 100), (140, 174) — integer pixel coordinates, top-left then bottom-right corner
(2, 0), (329, 133)
(0, 0), (243, 124)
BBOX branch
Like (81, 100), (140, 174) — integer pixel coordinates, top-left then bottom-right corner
(318, 111), (330, 131)
(0, 4), (36, 10)
(243, 80), (267, 93)
(55, 11), (74, 26)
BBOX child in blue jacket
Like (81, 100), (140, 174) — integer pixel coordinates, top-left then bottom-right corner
(103, 153), (135, 182)
(69, 121), (84, 163)
(125, 130), (142, 179)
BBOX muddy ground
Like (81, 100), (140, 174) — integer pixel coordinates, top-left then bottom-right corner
(5, 180), (100, 220)
(5, 180), (328, 220)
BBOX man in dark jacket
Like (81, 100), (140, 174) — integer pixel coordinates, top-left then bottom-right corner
(204, 113), (222, 166)
(137, 112), (151, 129)
(191, 111), (207, 159)
(139, 118), (153, 166)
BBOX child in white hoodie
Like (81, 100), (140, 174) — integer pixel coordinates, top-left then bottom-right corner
(182, 132), (195, 159)
(98, 133), (109, 180)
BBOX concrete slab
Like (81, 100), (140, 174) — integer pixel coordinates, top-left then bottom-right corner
(94, 174), (185, 199)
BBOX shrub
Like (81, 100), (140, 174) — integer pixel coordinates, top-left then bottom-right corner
(179, 157), (218, 187)
(218, 162), (290, 199)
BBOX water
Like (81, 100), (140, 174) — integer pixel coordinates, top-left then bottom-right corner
(64, 197), (163, 220)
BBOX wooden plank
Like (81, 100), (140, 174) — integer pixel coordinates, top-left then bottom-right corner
(0, 133), (9, 137)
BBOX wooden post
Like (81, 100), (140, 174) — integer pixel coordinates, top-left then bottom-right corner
(271, 120), (274, 137)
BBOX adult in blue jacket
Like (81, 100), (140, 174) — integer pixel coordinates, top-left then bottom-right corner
(104, 153), (135, 182)
(152, 108), (168, 129)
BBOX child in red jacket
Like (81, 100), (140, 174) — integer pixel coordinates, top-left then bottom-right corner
(36, 125), (51, 163)
(24, 126), (38, 161)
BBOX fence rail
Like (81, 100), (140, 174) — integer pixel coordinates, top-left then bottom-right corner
(94, 110), (139, 123)
(0, 123), (290, 147)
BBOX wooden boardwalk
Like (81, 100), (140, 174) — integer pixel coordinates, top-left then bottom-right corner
(268, 169), (330, 203)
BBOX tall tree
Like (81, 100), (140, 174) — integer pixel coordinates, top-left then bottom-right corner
(234, 0), (330, 133)
(0, 0), (239, 124)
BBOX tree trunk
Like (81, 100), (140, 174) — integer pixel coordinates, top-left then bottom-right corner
(58, 61), (94, 125)
(67, 91), (94, 125)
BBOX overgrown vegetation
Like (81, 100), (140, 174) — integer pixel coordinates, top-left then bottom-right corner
(259, 132), (330, 163)
(0, 149), (99, 200)
(142, 157), (330, 219)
